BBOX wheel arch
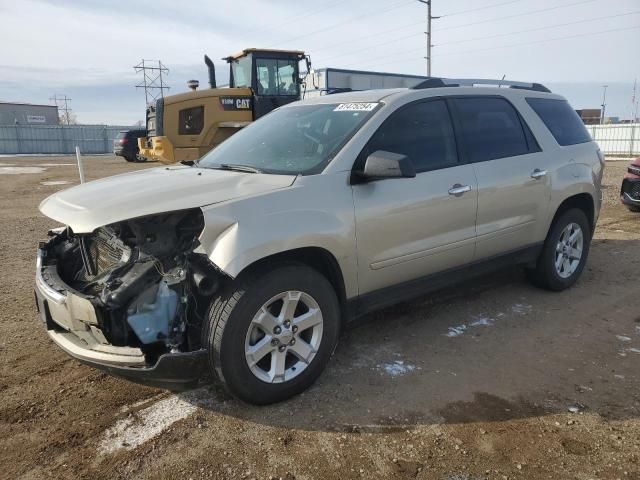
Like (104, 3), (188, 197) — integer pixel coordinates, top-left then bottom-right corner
(234, 247), (349, 324)
(549, 192), (595, 235)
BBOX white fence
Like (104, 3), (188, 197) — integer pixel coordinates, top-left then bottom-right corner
(586, 123), (639, 157)
(0, 124), (135, 155)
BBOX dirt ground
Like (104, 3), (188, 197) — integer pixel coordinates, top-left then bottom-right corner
(1, 154), (639, 480)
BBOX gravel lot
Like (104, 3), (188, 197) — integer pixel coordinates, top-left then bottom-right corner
(1, 155), (639, 480)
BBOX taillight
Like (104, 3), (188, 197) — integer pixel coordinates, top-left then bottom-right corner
(119, 138), (128, 145)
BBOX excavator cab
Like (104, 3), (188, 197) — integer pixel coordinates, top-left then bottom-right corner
(138, 48), (309, 164)
(224, 48), (309, 119)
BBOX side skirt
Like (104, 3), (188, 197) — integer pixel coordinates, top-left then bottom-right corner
(345, 243), (543, 321)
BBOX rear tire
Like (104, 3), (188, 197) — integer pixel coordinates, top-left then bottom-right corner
(526, 208), (591, 291)
(203, 264), (340, 405)
(628, 206), (640, 213)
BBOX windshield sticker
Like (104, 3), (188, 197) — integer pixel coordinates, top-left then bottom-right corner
(334, 103), (379, 112)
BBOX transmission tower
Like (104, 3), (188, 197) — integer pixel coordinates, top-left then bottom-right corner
(50, 94), (73, 125)
(134, 60), (170, 106)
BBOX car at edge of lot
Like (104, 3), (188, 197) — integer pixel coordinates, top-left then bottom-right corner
(35, 79), (604, 404)
(113, 129), (147, 162)
(621, 157), (640, 212)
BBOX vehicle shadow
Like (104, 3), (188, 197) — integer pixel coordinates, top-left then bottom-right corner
(181, 238), (640, 432)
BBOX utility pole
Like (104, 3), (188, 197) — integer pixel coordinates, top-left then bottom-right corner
(600, 84), (608, 125)
(134, 60), (170, 106)
(632, 78), (638, 122)
(50, 94), (72, 125)
(418, 0), (439, 77)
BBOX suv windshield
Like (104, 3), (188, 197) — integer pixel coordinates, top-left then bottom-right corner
(198, 103), (378, 175)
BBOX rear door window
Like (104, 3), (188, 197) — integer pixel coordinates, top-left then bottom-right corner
(526, 97), (592, 146)
(363, 99), (458, 173)
(452, 97), (533, 163)
(255, 58), (299, 96)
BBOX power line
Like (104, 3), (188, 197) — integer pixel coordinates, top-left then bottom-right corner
(313, 0), (603, 65)
(440, 0), (527, 18)
(345, 24), (640, 70)
(339, 9), (636, 68)
(435, 0), (599, 32)
(438, 24), (640, 56)
(245, 0), (345, 40)
(435, 10), (640, 46)
(268, 0), (416, 48)
(315, 9), (639, 65)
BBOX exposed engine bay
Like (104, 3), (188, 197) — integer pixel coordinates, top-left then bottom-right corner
(41, 209), (219, 364)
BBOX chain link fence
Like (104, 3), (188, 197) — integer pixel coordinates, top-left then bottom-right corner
(0, 124), (135, 155)
(586, 123), (639, 157)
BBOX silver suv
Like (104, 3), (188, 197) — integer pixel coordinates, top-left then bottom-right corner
(35, 78), (604, 404)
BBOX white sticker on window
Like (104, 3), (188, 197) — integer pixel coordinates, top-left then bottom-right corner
(334, 103), (379, 112)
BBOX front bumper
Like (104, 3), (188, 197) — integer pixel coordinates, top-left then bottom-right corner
(621, 177), (640, 207)
(138, 136), (174, 164)
(34, 248), (207, 390)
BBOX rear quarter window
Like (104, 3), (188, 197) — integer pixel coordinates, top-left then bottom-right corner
(526, 98), (592, 146)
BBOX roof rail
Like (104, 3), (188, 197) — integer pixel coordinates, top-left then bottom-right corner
(412, 77), (551, 93)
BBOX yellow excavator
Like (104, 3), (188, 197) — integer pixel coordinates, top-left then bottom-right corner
(138, 48), (309, 164)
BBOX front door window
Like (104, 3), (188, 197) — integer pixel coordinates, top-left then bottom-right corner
(255, 58), (299, 96)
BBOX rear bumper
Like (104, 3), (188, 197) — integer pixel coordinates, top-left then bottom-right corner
(34, 248), (207, 391)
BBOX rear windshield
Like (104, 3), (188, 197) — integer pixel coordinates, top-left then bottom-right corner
(526, 98), (592, 146)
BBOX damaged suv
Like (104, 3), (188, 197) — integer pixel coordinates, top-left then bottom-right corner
(36, 79), (603, 404)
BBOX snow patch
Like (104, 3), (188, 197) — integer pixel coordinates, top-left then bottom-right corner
(616, 335), (632, 342)
(40, 180), (70, 186)
(98, 388), (212, 455)
(377, 360), (416, 377)
(446, 324), (467, 337)
(627, 348), (640, 354)
(511, 303), (532, 315)
(34, 163), (74, 166)
(0, 166), (46, 174)
(445, 315), (495, 338)
(469, 316), (494, 327)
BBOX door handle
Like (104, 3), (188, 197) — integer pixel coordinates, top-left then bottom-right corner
(448, 184), (472, 196)
(531, 168), (547, 179)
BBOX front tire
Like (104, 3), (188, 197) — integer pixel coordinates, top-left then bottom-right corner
(203, 265), (340, 405)
(526, 208), (591, 291)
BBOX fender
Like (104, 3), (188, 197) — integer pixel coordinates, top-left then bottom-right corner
(543, 161), (599, 235)
(197, 172), (360, 299)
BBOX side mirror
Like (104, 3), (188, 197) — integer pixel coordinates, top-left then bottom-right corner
(358, 150), (416, 181)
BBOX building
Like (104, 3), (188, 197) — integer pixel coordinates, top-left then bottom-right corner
(575, 108), (602, 125)
(0, 102), (59, 125)
(303, 68), (428, 98)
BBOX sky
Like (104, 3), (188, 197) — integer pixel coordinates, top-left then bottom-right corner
(0, 0), (639, 125)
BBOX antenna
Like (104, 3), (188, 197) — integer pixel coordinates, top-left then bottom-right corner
(134, 60), (170, 106)
(49, 94), (73, 125)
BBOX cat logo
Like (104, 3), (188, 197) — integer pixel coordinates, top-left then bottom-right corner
(236, 98), (251, 109)
(220, 96), (253, 111)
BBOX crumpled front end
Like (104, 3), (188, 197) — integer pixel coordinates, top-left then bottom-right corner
(34, 209), (221, 390)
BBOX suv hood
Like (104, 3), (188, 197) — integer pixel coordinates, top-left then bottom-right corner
(39, 165), (296, 233)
